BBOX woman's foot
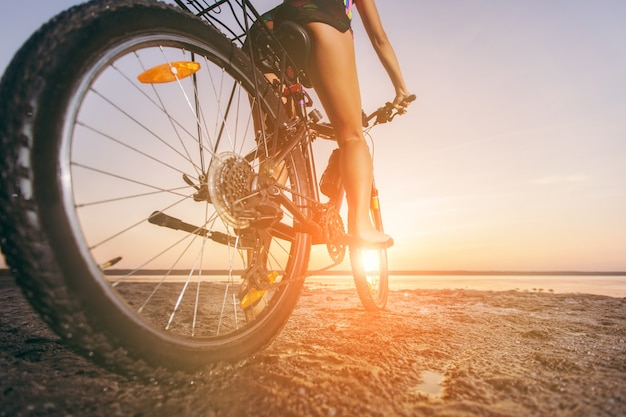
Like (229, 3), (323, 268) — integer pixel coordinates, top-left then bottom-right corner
(341, 230), (394, 249)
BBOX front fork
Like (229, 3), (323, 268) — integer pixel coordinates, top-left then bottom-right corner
(370, 179), (384, 232)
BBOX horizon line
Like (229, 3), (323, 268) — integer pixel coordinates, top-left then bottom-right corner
(1, 269), (625, 277)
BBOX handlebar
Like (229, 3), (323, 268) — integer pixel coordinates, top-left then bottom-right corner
(309, 94), (416, 140)
(363, 94), (416, 127)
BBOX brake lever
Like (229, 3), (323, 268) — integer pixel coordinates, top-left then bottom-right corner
(374, 102), (394, 125)
(364, 94), (416, 127)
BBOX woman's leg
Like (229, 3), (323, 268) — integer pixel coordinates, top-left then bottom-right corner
(305, 22), (392, 246)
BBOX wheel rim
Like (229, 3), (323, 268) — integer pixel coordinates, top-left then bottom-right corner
(58, 32), (306, 345)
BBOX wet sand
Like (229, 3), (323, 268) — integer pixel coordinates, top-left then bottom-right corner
(1, 276), (625, 416)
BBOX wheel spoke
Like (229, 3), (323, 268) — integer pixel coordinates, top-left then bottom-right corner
(68, 40), (307, 339)
(2, 1), (311, 370)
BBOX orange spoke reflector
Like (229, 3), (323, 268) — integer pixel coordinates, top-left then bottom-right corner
(137, 61), (201, 84)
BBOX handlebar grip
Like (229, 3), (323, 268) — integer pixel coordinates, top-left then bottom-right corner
(363, 93), (417, 126)
(405, 94), (417, 104)
(384, 94), (416, 111)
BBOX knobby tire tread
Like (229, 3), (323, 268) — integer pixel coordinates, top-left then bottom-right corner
(0, 0), (311, 375)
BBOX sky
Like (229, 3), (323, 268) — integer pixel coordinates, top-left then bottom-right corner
(1, 1), (625, 272)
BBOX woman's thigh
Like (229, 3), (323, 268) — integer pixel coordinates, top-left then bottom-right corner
(305, 22), (363, 143)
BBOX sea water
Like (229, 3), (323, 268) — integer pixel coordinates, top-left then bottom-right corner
(305, 274), (626, 298)
(93, 271), (626, 298)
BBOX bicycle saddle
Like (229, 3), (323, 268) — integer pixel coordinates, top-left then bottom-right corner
(274, 21), (312, 87)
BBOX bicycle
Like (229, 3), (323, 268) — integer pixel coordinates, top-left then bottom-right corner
(0, 0), (413, 373)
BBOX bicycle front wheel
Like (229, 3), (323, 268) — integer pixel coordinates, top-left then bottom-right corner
(350, 186), (389, 310)
(351, 248), (389, 310)
(0, 0), (312, 372)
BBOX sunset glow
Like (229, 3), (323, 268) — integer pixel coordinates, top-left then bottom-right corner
(2, 1), (625, 272)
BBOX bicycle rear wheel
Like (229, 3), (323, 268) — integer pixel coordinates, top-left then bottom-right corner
(0, 0), (312, 372)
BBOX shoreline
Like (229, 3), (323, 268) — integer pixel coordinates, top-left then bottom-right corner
(2, 269), (625, 297)
(306, 274), (626, 298)
(2, 268), (624, 276)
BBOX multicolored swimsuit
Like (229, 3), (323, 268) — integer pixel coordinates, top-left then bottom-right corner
(274, 0), (356, 33)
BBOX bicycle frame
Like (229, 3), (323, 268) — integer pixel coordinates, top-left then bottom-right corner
(174, 4), (324, 214)
(174, 0), (400, 270)
(0, 0), (404, 374)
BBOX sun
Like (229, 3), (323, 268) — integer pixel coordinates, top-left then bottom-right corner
(360, 249), (382, 274)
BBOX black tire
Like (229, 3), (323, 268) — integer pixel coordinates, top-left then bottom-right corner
(0, 0), (312, 373)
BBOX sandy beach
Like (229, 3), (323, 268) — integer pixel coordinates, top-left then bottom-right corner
(1, 275), (625, 416)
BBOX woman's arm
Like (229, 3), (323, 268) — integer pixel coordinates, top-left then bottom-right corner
(355, 0), (412, 108)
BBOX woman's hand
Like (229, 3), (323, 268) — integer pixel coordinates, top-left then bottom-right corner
(392, 92), (415, 114)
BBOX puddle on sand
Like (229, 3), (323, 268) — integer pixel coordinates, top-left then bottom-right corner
(414, 370), (445, 397)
